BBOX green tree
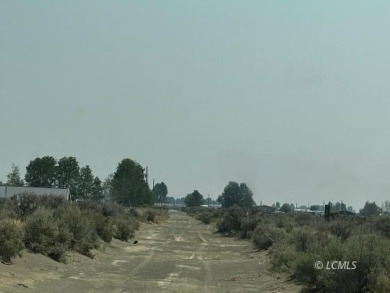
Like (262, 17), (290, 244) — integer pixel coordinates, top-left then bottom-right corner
(359, 201), (381, 216)
(77, 165), (94, 200)
(217, 181), (255, 209)
(56, 156), (80, 197)
(385, 201), (390, 212)
(310, 205), (320, 211)
(103, 173), (114, 200)
(6, 164), (24, 186)
(184, 190), (204, 207)
(111, 158), (154, 206)
(91, 176), (104, 202)
(25, 156), (57, 187)
(153, 182), (168, 203)
(280, 203), (292, 213)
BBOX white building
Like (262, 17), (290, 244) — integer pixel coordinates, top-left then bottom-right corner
(0, 186), (70, 200)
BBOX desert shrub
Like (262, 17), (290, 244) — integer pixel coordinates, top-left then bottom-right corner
(24, 207), (68, 262)
(275, 214), (294, 233)
(367, 268), (390, 292)
(128, 207), (139, 218)
(240, 215), (261, 239)
(144, 209), (156, 222)
(291, 232), (390, 292)
(293, 252), (321, 286)
(194, 208), (222, 224)
(332, 233), (390, 292)
(217, 205), (245, 234)
(37, 195), (68, 209)
(76, 200), (103, 213)
(11, 193), (40, 219)
(270, 240), (297, 273)
(113, 216), (136, 241)
(0, 219), (24, 263)
(252, 224), (286, 250)
(141, 208), (168, 223)
(54, 206), (96, 257)
(292, 228), (314, 252)
(95, 215), (113, 243)
(0, 199), (18, 219)
(196, 211), (213, 224)
(372, 217), (390, 238)
(329, 220), (352, 241)
(294, 213), (317, 227)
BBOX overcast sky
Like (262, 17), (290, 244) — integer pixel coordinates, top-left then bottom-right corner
(1, 1), (390, 210)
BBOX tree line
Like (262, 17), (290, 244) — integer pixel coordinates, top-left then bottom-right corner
(2, 157), (166, 207)
(184, 181), (256, 209)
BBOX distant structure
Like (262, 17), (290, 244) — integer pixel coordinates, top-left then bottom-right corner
(253, 205), (276, 214)
(0, 186), (70, 200)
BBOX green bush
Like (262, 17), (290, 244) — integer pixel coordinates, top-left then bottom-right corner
(252, 224), (286, 250)
(0, 198), (18, 219)
(54, 206), (96, 258)
(37, 194), (67, 209)
(193, 208), (222, 224)
(11, 193), (39, 219)
(373, 217), (390, 238)
(24, 207), (67, 262)
(0, 219), (24, 263)
(217, 205), (245, 234)
(145, 209), (156, 222)
(96, 216), (113, 243)
(329, 219), (352, 241)
(292, 228), (314, 252)
(294, 213), (317, 227)
(239, 215), (261, 239)
(113, 216), (136, 241)
(270, 240), (297, 273)
(293, 252), (321, 286)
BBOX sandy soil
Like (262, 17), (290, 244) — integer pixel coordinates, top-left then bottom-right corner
(0, 210), (302, 293)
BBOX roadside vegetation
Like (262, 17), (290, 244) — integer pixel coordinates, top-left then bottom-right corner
(0, 194), (168, 264)
(185, 204), (390, 292)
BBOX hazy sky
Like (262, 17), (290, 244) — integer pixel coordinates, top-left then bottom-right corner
(1, 1), (390, 210)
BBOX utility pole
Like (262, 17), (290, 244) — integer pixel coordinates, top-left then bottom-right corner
(145, 166), (148, 185)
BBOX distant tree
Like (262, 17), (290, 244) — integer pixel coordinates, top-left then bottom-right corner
(310, 205), (320, 211)
(359, 201), (381, 216)
(165, 196), (175, 204)
(385, 201), (390, 212)
(153, 182), (168, 203)
(77, 165), (95, 200)
(289, 203), (295, 211)
(103, 173), (114, 200)
(6, 164), (24, 186)
(25, 156), (57, 187)
(281, 203), (292, 213)
(275, 202), (281, 209)
(217, 181), (255, 209)
(347, 205), (354, 212)
(91, 176), (104, 202)
(184, 190), (204, 207)
(56, 156), (80, 197)
(175, 197), (186, 205)
(111, 158), (154, 206)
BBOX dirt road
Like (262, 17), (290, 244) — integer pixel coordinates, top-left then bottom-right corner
(0, 210), (302, 293)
